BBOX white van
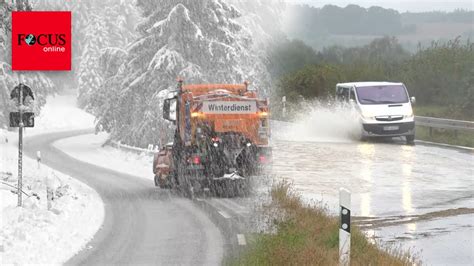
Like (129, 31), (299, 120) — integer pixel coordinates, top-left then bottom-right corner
(336, 82), (416, 144)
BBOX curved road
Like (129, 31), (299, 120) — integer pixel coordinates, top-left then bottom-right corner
(24, 130), (224, 265)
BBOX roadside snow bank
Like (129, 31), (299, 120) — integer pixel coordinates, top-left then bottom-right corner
(0, 131), (104, 265)
(30, 92), (95, 135)
(53, 133), (153, 181)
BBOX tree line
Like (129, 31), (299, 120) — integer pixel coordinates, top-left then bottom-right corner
(285, 4), (409, 37)
(286, 4), (473, 36)
(402, 10), (474, 24)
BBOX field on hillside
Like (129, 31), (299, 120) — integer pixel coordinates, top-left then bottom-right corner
(398, 22), (473, 41)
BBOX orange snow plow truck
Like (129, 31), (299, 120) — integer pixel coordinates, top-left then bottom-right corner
(153, 80), (271, 197)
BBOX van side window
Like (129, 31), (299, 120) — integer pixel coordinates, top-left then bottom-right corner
(350, 88), (356, 101)
(336, 87), (350, 102)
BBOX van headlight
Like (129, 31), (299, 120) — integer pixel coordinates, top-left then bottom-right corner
(361, 111), (375, 120)
(403, 110), (414, 119)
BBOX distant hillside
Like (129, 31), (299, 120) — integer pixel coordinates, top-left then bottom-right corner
(282, 4), (474, 51)
(401, 10), (474, 24)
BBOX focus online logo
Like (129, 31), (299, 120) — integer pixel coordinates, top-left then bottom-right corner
(12, 11), (71, 71)
(18, 33), (67, 52)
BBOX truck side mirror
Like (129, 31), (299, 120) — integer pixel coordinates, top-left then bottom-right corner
(410, 96), (416, 104)
(163, 98), (177, 123)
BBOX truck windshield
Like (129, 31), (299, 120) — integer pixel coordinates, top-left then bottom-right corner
(356, 85), (409, 105)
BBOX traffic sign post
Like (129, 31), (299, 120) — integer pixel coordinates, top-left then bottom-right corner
(10, 83), (34, 207)
(17, 85), (24, 207)
(339, 188), (351, 266)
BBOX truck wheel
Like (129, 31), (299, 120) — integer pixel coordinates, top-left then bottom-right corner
(155, 174), (167, 188)
(170, 172), (179, 189)
(159, 175), (168, 189)
(406, 135), (415, 145)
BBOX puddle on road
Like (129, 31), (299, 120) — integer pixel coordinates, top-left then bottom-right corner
(370, 214), (474, 265)
(271, 140), (473, 215)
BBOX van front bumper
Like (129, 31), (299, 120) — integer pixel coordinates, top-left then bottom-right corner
(362, 122), (415, 137)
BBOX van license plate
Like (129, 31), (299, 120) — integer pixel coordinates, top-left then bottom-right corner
(384, 125), (399, 131)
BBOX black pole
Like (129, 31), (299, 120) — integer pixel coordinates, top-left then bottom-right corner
(17, 83), (23, 207)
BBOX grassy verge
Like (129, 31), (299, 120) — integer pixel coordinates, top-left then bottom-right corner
(232, 183), (417, 266)
(416, 126), (474, 148)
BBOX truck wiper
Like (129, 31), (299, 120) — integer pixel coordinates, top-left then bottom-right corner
(360, 98), (378, 103)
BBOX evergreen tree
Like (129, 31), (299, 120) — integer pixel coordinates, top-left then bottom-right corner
(77, 12), (107, 107)
(76, 0), (137, 107)
(91, 0), (273, 147)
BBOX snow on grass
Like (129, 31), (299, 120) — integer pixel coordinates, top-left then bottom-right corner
(54, 133), (153, 181)
(0, 132), (104, 265)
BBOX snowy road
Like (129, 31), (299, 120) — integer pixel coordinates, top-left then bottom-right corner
(24, 130), (224, 265)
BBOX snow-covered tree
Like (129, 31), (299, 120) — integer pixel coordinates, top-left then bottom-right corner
(89, 0), (276, 147)
(231, 0), (286, 49)
(0, 0), (56, 129)
(77, 12), (107, 107)
(76, 0), (138, 107)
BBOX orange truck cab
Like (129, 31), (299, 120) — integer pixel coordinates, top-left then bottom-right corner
(161, 81), (271, 194)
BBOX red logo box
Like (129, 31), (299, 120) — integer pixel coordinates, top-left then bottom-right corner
(12, 11), (71, 71)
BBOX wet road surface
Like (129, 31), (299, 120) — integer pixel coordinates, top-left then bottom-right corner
(271, 137), (473, 264)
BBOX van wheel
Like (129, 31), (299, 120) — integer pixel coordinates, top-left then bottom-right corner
(406, 135), (415, 145)
(154, 174), (160, 187)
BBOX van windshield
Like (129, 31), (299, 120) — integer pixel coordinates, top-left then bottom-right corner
(356, 85), (409, 105)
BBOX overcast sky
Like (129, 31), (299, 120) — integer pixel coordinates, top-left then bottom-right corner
(286, 0), (473, 12)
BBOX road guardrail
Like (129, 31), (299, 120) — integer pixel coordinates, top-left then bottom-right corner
(415, 116), (474, 133)
(109, 140), (156, 156)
